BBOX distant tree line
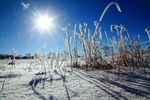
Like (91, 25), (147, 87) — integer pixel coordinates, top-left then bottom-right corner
(0, 53), (34, 60)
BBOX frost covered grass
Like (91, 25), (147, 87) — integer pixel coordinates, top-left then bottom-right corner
(64, 1), (150, 72)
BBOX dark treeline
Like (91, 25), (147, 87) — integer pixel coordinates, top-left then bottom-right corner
(0, 54), (34, 60)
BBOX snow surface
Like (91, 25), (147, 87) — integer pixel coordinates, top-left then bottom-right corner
(0, 59), (150, 100)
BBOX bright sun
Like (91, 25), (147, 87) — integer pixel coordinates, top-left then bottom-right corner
(36, 15), (53, 31)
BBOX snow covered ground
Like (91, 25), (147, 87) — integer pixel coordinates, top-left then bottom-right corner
(0, 59), (150, 100)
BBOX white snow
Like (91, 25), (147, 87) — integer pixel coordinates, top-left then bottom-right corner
(0, 59), (150, 100)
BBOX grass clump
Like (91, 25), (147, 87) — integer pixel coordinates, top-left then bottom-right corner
(64, 1), (150, 71)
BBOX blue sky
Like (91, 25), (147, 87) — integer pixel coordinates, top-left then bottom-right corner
(0, 0), (150, 55)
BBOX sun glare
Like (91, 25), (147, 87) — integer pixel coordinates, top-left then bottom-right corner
(36, 15), (53, 31)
